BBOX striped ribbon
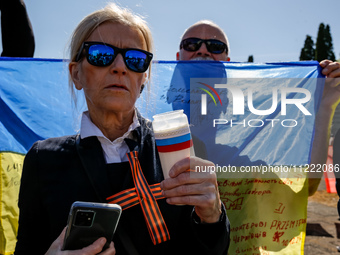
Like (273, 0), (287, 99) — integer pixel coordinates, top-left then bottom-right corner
(155, 133), (193, 153)
(106, 183), (164, 210)
(107, 151), (170, 245)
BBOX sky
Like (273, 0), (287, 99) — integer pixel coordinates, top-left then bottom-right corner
(1, 0), (339, 63)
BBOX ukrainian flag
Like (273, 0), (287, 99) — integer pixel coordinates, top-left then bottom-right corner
(0, 58), (79, 255)
(0, 58), (324, 255)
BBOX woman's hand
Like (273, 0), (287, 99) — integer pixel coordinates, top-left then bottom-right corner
(160, 156), (222, 223)
(45, 227), (116, 255)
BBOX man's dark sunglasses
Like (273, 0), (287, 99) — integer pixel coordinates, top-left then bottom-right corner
(180, 37), (228, 54)
(76, 41), (153, 73)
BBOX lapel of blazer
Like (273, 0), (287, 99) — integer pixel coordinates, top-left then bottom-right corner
(75, 135), (111, 202)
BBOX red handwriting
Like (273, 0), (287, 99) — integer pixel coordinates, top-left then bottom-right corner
(244, 179), (278, 185)
(220, 188), (242, 197)
(270, 219), (306, 230)
(230, 221), (267, 232)
(235, 245), (269, 255)
(220, 188), (272, 198)
(282, 236), (302, 247)
(233, 231), (267, 244)
(279, 178), (293, 185)
(218, 178), (300, 188)
(274, 203), (285, 214)
(273, 231), (284, 242)
(222, 197), (244, 210)
(243, 188), (272, 196)
(218, 179), (243, 187)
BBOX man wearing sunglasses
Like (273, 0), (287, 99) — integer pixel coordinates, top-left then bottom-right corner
(174, 18), (340, 254)
(176, 19), (340, 194)
(176, 20), (230, 62)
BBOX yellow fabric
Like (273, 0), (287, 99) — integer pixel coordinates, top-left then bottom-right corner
(219, 173), (308, 255)
(0, 152), (24, 255)
(0, 151), (310, 255)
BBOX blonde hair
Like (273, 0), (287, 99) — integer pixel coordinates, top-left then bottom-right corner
(68, 3), (153, 107)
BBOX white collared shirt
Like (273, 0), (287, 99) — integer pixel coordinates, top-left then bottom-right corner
(80, 110), (140, 163)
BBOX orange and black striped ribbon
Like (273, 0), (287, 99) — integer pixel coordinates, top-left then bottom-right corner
(106, 183), (164, 210)
(106, 151), (170, 245)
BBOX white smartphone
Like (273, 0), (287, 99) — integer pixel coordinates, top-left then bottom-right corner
(62, 201), (122, 251)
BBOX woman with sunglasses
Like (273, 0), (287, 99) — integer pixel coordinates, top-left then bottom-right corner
(15, 3), (230, 255)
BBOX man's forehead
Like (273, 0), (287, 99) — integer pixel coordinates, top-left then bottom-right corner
(182, 24), (227, 43)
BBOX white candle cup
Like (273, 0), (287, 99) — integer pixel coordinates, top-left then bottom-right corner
(152, 110), (195, 179)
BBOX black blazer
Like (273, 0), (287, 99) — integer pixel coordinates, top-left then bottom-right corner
(15, 114), (230, 255)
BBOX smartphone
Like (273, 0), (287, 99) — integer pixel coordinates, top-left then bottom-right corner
(62, 201), (122, 251)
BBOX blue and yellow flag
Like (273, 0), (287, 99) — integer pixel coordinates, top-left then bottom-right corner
(0, 58), (323, 255)
(160, 61), (323, 255)
(0, 58), (79, 255)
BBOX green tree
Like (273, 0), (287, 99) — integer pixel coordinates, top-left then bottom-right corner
(299, 35), (315, 60)
(324, 24), (336, 61)
(315, 23), (336, 61)
(247, 55), (254, 62)
(315, 23), (326, 61)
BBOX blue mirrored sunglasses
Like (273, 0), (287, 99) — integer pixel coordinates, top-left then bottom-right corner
(76, 41), (153, 73)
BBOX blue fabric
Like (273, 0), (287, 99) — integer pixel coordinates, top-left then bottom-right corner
(163, 61), (323, 167)
(0, 57), (81, 154)
(0, 58), (324, 169)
